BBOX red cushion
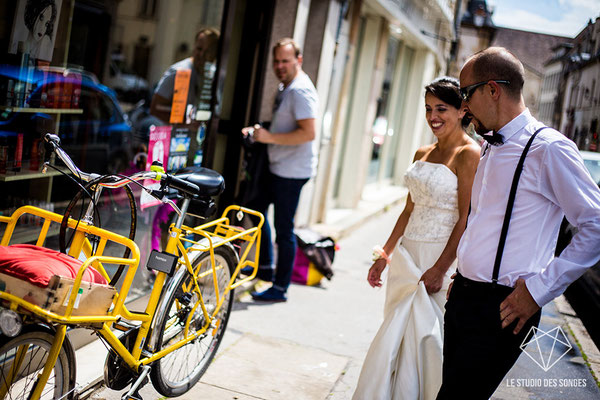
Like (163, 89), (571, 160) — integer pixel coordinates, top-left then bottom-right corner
(0, 244), (108, 288)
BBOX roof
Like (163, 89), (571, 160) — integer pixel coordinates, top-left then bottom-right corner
(490, 27), (571, 74)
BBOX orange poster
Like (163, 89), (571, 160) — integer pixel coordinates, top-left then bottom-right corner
(169, 69), (191, 124)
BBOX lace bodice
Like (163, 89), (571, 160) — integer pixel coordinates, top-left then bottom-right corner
(403, 161), (459, 242)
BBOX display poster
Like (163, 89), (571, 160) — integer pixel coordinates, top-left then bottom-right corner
(169, 69), (191, 124)
(9, 0), (64, 62)
(167, 127), (191, 171)
(141, 125), (172, 209)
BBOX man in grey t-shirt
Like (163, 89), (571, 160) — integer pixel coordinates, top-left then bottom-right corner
(150, 28), (219, 123)
(242, 38), (318, 302)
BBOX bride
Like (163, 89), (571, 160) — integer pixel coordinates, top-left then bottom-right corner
(353, 77), (480, 400)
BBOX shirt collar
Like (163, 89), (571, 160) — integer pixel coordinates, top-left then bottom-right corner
(497, 109), (534, 143)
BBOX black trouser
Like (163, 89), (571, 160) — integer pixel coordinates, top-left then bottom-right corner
(437, 273), (542, 399)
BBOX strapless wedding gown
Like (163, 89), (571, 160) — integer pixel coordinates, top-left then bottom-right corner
(353, 161), (459, 400)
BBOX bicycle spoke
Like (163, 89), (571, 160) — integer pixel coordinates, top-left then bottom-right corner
(0, 332), (69, 400)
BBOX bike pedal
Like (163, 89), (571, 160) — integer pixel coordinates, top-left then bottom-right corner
(113, 319), (141, 332)
(122, 386), (146, 400)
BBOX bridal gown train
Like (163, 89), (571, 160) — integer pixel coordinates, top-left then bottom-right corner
(353, 161), (460, 400)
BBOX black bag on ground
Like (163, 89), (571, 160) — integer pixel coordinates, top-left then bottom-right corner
(295, 228), (335, 280)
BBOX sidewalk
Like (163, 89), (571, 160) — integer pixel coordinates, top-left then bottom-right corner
(83, 187), (600, 399)
(493, 297), (599, 399)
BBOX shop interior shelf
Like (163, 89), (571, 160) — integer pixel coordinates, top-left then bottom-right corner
(0, 106), (83, 114)
(0, 165), (69, 182)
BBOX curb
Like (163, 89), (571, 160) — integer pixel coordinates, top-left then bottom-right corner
(555, 295), (600, 386)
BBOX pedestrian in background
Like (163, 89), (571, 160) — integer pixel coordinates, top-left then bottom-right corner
(437, 47), (600, 398)
(241, 38), (318, 302)
(150, 28), (220, 123)
(353, 77), (480, 399)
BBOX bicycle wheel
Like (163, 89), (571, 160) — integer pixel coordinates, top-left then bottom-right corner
(150, 245), (236, 396)
(0, 331), (72, 400)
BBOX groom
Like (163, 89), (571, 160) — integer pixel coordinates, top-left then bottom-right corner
(437, 47), (600, 398)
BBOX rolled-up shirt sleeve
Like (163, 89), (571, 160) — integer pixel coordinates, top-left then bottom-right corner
(526, 140), (600, 306)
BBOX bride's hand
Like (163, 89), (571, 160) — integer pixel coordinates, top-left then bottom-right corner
(420, 266), (445, 294)
(367, 259), (387, 288)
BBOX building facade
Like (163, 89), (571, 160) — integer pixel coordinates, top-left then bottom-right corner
(449, 0), (569, 120)
(556, 17), (600, 151)
(301, 0), (456, 227)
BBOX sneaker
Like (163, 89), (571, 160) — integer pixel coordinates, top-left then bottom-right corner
(240, 266), (273, 282)
(251, 287), (287, 302)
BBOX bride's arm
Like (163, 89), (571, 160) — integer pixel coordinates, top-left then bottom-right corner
(367, 194), (414, 287)
(367, 148), (430, 288)
(420, 143), (480, 293)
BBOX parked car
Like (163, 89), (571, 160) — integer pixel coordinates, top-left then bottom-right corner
(0, 65), (141, 174)
(105, 54), (149, 102)
(557, 150), (600, 349)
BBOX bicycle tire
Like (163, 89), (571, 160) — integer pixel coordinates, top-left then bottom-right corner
(0, 331), (73, 400)
(149, 245), (236, 396)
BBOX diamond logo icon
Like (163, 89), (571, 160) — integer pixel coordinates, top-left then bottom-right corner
(520, 326), (572, 372)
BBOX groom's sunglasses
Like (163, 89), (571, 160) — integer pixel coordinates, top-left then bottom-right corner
(459, 80), (511, 102)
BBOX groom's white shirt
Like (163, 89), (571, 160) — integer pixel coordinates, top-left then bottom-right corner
(457, 109), (600, 307)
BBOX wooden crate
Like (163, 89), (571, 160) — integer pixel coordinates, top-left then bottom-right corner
(0, 272), (116, 318)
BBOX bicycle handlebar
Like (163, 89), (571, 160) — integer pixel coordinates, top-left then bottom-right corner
(43, 133), (200, 197)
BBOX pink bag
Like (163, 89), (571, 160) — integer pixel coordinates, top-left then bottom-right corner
(291, 247), (325, 286)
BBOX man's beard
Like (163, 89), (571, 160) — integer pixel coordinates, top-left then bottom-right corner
(470, 115), (490, 135)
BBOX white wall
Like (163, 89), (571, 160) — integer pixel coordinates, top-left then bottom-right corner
(337, 15), (383, 208)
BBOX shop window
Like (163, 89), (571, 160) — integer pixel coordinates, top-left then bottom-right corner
(367, 36), (400, 184)
(0, 0), (227, 296)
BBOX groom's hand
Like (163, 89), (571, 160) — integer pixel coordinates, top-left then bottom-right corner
(446, 272), (457, 300)
(499, 278), (541, 334)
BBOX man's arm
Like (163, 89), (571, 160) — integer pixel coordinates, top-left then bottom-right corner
(500, 137), (600, 334)
(250, 118), (315, 145)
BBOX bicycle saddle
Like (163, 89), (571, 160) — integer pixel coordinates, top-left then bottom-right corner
(175, 166), (225, 197)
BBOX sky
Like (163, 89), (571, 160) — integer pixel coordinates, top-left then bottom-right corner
(488, 0), (600, 37)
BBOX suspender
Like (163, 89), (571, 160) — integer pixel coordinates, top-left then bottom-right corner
(491, 127), (549, 285)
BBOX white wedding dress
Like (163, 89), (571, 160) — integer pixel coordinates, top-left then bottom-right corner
(353, 160), (459, 400)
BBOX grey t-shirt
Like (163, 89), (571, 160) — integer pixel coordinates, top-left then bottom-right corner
(154, 58), (217, 112)
(268, 72), (318, 179)
(155, 58), (198, 104)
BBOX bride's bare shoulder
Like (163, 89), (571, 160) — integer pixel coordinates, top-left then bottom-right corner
(413, 143), (436, 161)
(456, 140), (481, 169)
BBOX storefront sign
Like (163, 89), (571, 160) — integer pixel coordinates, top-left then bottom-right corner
(141, 125), (172, 209)
(169, 69), (191, 124)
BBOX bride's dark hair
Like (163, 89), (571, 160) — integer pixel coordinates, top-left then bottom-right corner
(424, 77), (471, 128)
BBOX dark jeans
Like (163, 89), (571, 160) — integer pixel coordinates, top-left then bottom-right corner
(248, 171), (308, 292)
(437, 273), (542, 399)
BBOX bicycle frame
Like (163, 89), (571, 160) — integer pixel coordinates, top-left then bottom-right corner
(0, 201), (263, 399)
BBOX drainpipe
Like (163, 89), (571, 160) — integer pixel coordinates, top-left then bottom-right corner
(447, 0), (462, 75)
